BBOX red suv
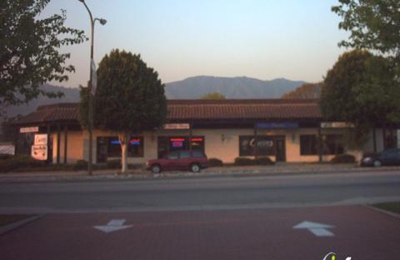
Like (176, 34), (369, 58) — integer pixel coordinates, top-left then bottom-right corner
(146, 150), (209, 173)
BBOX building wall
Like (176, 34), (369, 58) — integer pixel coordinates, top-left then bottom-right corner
(52, 127), (368, 165)
(51, 131), (84, 164)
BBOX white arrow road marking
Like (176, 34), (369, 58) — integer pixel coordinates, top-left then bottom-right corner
(94, 219), (132, 234)
(293, 221), (335, 237)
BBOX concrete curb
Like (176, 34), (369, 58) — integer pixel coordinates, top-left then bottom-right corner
(364, 205), (400, 219)
(0, 214), (45, 236)
(1, 164), (400, 183)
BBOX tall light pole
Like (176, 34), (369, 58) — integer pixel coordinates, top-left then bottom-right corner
(78, 0), (106, 175)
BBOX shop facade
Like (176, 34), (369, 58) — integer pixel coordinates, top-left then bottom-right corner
(13, 99), (392, 165)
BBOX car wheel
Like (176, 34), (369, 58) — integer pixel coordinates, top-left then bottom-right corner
(190, 163), (200, 173)
(373, 160), (382, 167)
(151, 164), (162, 173)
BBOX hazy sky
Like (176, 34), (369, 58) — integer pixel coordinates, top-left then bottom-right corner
(42, 0), (349, 87)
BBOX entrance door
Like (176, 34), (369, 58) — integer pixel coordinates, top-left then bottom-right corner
(275, 137), (286, 162)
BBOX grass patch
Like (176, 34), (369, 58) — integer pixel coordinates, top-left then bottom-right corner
(372, 202), (400, 214)
(0, 215), (34, 227)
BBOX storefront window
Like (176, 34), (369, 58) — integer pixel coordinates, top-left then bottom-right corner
(239, 136), (275, 156)
(300, 135), (318, 155)
(157, 136), (205, 158)
(323, 135), (344, 155)
(300, 134), (344, 156)
(97, 136), (144, 162)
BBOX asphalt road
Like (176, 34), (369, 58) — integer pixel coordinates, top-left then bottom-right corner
(1, 206), (399, 260)
(1, 170), (400, 260)
(1, 170), (400, 213)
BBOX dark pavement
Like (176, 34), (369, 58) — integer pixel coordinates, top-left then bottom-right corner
(0, 206), (399, 260)
(2, 163), (400, 184)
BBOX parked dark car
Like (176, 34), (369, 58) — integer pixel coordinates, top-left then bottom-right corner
(361, 148), (400, 167)
(146, 150), (209, 173)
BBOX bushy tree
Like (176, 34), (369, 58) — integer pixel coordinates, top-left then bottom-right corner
(90, 49), (167, 173)
(281, 83), (322, 99)
(332, 0), (400, 71)
(200, 92), (226, 100)
(320, 50), (399, 147)
(0, 0), (86, 115)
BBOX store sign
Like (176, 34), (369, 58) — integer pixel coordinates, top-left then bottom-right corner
(31, 134), (48, 161)
(320, 122), (354, 128)
(163, 123), (190, 130)
(31, 145), (47, 161)
(20, 126), (39, 133)
(239, 136), (275, 156)
(257, 122), (299, 129)
(34, 134), (48, 145)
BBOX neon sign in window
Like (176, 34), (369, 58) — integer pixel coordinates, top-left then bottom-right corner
(106, 136), (144, 157)
(172, 141), (184, 148)
(130, 138), (141, 146)
(170, 138), (185, 142)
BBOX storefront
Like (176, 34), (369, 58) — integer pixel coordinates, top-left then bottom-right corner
(12, 99), (384, 165)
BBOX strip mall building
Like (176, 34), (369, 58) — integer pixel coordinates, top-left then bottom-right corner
(13, 99), (394, 165)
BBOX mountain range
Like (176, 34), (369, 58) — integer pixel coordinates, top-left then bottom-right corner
(165, 76), (304, 99)
(4, 76), (305, 117)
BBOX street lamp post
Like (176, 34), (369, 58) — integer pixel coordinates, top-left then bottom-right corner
(78, 0), (106, 175)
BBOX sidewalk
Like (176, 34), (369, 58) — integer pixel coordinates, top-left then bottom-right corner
(1, 163), (400, 183)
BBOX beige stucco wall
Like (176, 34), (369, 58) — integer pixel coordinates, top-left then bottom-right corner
(51, 131), (84, 164)
(52, 127), (367, 165)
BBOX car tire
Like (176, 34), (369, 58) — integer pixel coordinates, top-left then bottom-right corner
(151, 164), (162, 173)
(190, 163), (201, 173)
(373, 160), (382, 167)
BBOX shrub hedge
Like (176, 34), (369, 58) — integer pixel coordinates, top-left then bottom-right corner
(234, 157), (275, 166)
(330, 154), (356, 164)
(107, 159), (122, 169)
(234, 157), (255, 166)
(208, 158), (223, 167)
(0, 155), (44, 173)
(254, 157), (275, 165)
(73, 160), (88, 171)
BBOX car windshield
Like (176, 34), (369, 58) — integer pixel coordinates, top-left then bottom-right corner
(192, 151), (205, 158)
(180, 151), (191, 158)
(381, 148), (399, 155)
(167, 152), (179, 160)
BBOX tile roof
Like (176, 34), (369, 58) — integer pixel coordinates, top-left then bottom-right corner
(15, 103), (79, 125)
(14, 99), (322, 125)
(168, 99), (321, 120)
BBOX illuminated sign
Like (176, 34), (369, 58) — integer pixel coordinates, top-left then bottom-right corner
(130, 139), (141, 145)
(320, 122), (354, 128)
(172, 142), (183, 148)
(111, 138), (142, 145)
(164, 123), (190, 130)
(170, 138), (185, 142)
(20, 127), (39, 133)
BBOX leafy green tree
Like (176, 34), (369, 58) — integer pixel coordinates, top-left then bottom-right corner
(200, 92), (226, 100)
(88, 49), (167, 173)
(332, 0), (400, 71)
(281, 83), (322, 99)
(0, 0), (86, 115)
(320, 50), (399, 148)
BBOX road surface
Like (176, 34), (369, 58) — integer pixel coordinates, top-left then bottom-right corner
(0, 170), (399, 259)
(0, 170), (399, 213)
